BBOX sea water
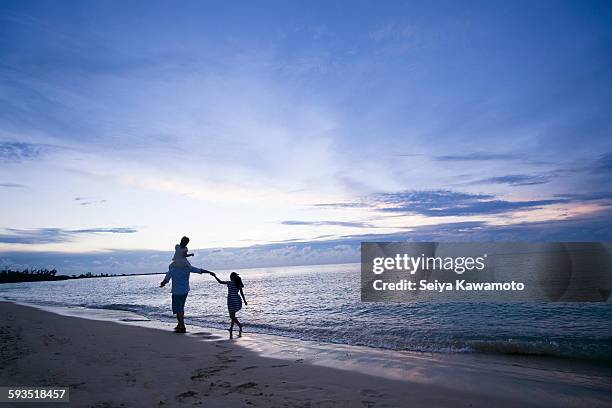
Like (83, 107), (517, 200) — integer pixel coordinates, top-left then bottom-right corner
(1, 263), (611, 361)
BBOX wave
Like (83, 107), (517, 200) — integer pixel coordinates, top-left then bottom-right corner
(183, 317), (612, 362)
(9, 298), (612, 363)
(464, 339), (612, 361)
(86, 303), (162, 316)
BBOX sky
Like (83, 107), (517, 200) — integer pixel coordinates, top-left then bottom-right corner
(1, 1), (612, 274)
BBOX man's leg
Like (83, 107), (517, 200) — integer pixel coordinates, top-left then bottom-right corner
(172, 294), (188, 332)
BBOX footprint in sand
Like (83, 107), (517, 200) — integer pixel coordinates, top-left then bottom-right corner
(123, 371), (137, 384)
(271, 364), (289, 368)
(175, 390), (199, 402)
(91, 403), (126, 408)
(235, 382), (259, 390)
(233, 382), (263, 397)
(360, 389), (382, 398)
(217, 357), (238, 363)
(215, 352), (242, 363)
(209, 381), (232, 389)
(190, 366), (228, 380)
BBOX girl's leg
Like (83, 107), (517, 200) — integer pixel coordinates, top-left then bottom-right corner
(229, 312), (235, 332)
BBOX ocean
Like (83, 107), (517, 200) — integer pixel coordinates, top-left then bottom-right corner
(1, 263), (611, 362)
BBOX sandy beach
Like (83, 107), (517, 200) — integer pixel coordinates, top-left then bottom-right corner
(1, 301), (611, 407)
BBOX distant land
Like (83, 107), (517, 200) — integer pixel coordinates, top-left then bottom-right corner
(0, 269), (162, 284)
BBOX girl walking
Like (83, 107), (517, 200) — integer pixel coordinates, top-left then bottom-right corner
(211, 272), (247, 336)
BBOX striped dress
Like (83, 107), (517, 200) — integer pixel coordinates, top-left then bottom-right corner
(226, 280), (242, 314)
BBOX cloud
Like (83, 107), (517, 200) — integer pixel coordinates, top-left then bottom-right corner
(376, 190), (569, 216)
(313, 202), (369, 209)
(0, 227), (138, 244)
(0, 142), (49, 161)
(332, 189), (612, 218)
(592, 151), (612, 173)
(281, 220), (376, 228)
(2, 209), (612, 274)
(554, 192), (612, 201)
(315, 189), (571, 217)
(74, 197), (107, 206)
(70, 228), (137, 234)
(472, 174), (552, 186)
(0, 182), (24, 188)
(338, 210), (612, 242)
(434, 152), (519, 162)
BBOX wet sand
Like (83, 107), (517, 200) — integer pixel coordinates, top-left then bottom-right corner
(1, 301), (610, 407)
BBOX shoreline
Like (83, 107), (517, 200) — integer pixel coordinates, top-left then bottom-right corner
(2, 261), (610, 364)
(3, 293), (610, 363)
(1, 301), (611, 407)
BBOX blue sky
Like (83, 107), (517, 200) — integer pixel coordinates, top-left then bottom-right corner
(1, 1), (611, 273)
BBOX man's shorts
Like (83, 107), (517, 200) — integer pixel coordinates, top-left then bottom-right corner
(172, 293), (188, 314)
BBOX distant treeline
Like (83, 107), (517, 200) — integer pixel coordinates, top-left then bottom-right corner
(0, 269), (112, 284)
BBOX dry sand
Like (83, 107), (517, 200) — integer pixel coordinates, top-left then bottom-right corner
(1, 301), (610, 407)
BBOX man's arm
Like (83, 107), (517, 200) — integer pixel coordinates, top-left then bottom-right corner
(160, 270), (172, 287)
(209, 272), (227, 285)
(187, 265), (213, 275)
